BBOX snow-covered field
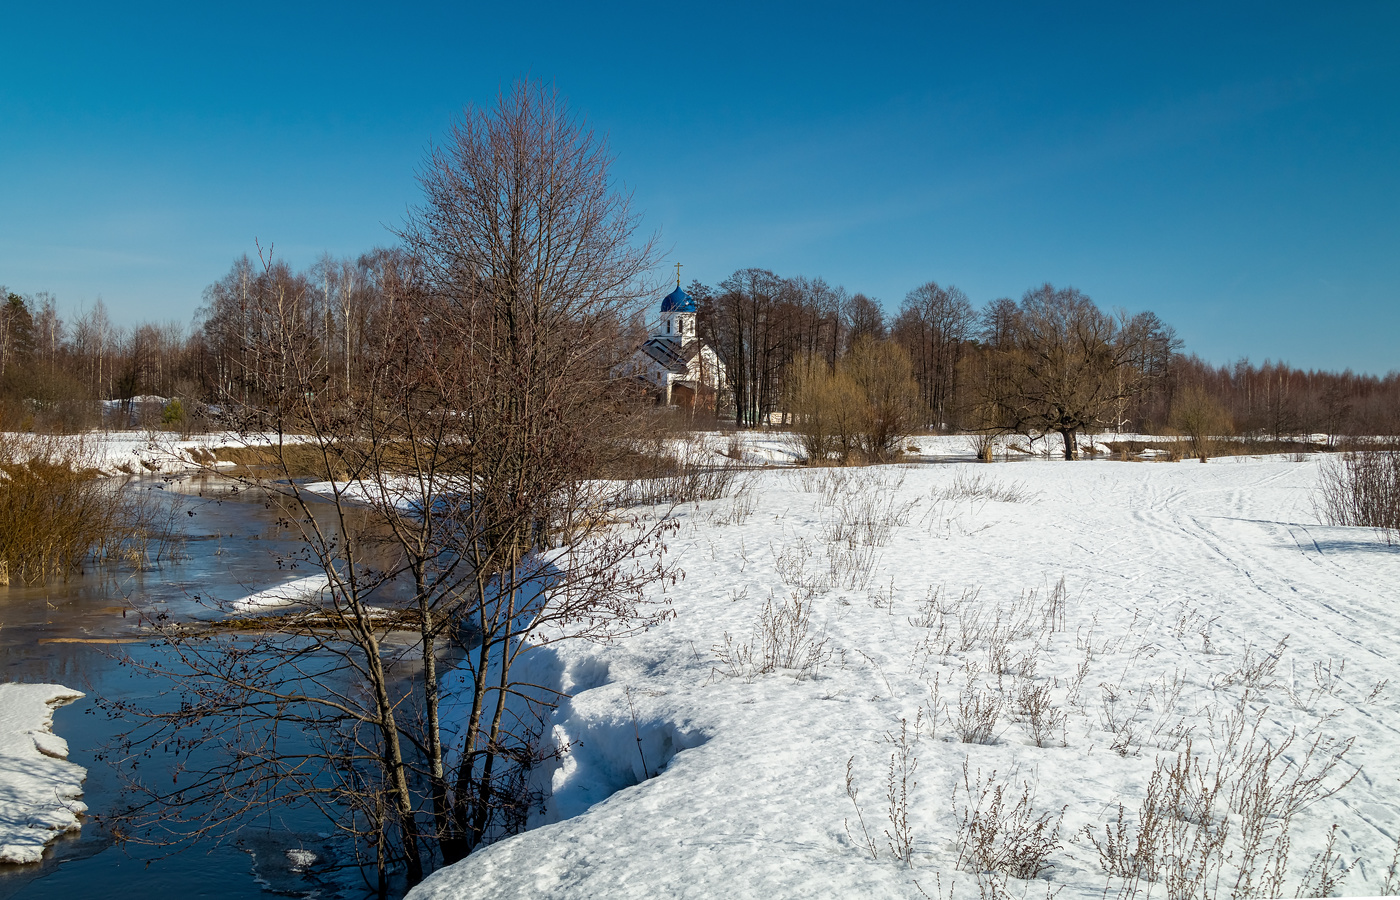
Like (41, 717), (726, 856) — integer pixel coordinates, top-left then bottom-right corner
(0, 684), (87, 864)
(411, 453), (1400, 899)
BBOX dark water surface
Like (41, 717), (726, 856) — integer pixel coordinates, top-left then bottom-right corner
(0, 475), (381, 899)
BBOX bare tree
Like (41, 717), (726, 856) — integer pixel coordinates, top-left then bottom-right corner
(707, 268), (792, 427)
(892, 281), (975, 430)
(985, 284), (1178, 459)
(843, 292), (886, 349)
(114, 82), (676, 891)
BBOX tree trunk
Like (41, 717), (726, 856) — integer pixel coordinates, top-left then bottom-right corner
(1060, 427), (1078, 460)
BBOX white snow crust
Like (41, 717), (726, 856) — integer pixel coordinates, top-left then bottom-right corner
(0, 683), (87, 865)
(226, 573), (332, 613)
(410, 452), (1400, 899)
(0, 430), (307, 476)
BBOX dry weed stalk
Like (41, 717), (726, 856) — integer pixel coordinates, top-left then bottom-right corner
(845, 755), (880, 860)
(1013, 677), (1065, 749)
(1085, 741), (1231, 899)
(1381, 832), (1400, 895)
(774, 538), (831, 598)
(826, 542), (882, 592)
(1293, 823), (1350, 898)
(1216, 637), (1288, 701)
(955, 761), (1065, 881)
(620, 436), (742, 507)
(823, 470), (918, 549)
(711, 590), (830, 682)
(707, 474), (758, 526)
(955, 665), (1004, 745)
(885, 716), (920, 866)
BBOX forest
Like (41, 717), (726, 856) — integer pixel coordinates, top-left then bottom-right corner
(2, 260), (1397, 443)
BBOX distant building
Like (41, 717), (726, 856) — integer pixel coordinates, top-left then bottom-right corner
(630, 281), (727, 409)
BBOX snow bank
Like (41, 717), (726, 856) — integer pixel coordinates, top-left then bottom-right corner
(0, 683), (87, 865)
(0, 429), (325, 477)
(410, 455), (1400, 899)
(226, 573), (331, 613)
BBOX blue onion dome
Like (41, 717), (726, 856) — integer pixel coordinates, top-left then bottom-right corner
(660, 285), (696, 313)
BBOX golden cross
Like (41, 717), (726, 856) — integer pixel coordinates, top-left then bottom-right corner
(674, 261), (683, 287)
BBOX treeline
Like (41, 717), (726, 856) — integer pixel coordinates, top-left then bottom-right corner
(686, 268), (1400, 442)
(0, 249), (405, 430)
(3, 262), (1399, 440)
(1171, 355), (1400, 441)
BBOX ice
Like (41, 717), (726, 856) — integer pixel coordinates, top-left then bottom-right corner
(0, 683), (87, 865)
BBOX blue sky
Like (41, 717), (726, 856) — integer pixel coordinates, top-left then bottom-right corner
(3, 2), (1397, 374)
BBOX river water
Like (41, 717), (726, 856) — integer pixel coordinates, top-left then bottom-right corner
(0, 475), (390, 899)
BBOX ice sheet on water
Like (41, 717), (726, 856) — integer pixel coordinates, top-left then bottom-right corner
(0, 683), (87, 865)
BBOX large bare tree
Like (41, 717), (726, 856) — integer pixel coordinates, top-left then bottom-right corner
(114, 82), (674, 892)
(985, 284), (1177, 459)
(892, 281), (975, 430)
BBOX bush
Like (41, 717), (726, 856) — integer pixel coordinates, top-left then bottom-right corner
(1316, 449), (1400, 542)
(1170, 384), (1231, 462)
(161, 398), (186, 427)
(0, 435), (174, 583)
(788, 339), (920, 464)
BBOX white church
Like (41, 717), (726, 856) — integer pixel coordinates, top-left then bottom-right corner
(631, 278), (727, 409)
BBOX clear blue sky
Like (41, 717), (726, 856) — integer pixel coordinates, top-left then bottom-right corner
(3, 2), (1397, 374)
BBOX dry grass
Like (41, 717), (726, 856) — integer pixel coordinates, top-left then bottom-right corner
(934, 471), (1039, 504)
(212, 442), (353, 479)
(712, 590), (830, 682)
(0, 434), (181, 584)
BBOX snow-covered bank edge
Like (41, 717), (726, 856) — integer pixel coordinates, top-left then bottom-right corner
(0, 430), (314, 477)
(0, 683), (88, 865)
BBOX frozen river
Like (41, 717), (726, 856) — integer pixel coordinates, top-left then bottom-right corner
(0, 475), (383, 899)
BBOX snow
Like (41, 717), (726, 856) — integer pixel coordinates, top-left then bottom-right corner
(226, 573), (331, 613)
(410, 453), (1400, 899)
(0, 429), (318, 476)
(0, 683), (87, 865)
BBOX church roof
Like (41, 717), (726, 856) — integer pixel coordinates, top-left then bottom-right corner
(640, 336), (692, 375)
(660, 285), (696, 313)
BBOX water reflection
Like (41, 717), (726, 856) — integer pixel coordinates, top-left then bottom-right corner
(0, 474), (391, 899)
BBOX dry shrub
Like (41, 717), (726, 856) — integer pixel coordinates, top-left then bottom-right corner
(967, 432), (1001, 462)
(1086, 742), (1231, 896)
(824, 471), (917, 549)
(1086, 710), (1360, 899)
(712, 590), (829, 682)
(934, 470), (1038, 504)
(826, 542), (882, 592)
(1316, 449), (1400, 542)
(706, 474), (757, 525)
(0, 434), (176, 583)
(954, 665), (1003, 745)
(614, 437), (741, 506)
(1013, 677), (1065, 749)
(955, 761), (1065, 881)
